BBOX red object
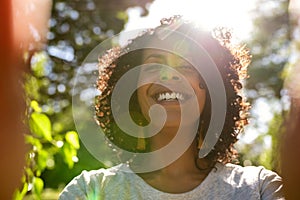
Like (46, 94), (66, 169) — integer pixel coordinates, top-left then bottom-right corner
(0, 0), (26, 199)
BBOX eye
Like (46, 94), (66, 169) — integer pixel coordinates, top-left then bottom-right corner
(178, 65), (195, 73)
(143, 64), (162, 72)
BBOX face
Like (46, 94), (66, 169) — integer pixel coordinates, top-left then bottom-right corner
(137, 49), (206, 128)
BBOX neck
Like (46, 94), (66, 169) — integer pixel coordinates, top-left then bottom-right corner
(160, 140), (200, 177)
(136, 125), (213, 194)
(148, 125), (202, 177)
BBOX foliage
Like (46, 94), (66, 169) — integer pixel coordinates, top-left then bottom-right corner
(15, 0), (153, 198)
(15, 0), (295, 197)
(40, 0), (152, 187)
(239, 0), (291, 171)
(246, 0), (290, 101)
(14, 100), (80, 199)
(237, 111), (285, 171)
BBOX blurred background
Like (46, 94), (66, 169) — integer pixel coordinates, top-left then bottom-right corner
(3, 0), (300, 199)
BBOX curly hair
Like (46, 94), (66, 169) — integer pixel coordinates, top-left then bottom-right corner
(95, 16), (251, 165)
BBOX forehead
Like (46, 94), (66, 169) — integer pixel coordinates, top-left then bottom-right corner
(141, 49), (191, 64)
(139, 49), (204, 79)
(140, 35), (193, 58)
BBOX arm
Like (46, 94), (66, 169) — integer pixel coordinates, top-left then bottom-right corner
(259, 168), (285, 200)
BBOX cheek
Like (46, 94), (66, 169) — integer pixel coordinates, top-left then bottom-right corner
(188, 76), (206, 114)
(137, 86), (149, 118)
(137, 87), (144, 108)
(195, 89), (206, 114)
(185, 84), (206, 117)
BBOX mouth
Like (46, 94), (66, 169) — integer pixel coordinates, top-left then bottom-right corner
(153, 91), (190, 103)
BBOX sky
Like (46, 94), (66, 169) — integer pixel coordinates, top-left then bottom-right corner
(124, 0), (258, 41)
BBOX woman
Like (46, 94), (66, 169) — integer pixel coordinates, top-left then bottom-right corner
(59, 16), (284, 199)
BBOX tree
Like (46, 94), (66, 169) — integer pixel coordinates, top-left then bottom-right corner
(239, 0), (291, 171)
(18, 0), (153, 198)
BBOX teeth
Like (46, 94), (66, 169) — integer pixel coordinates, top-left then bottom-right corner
(176, 93), (184, 100)
(171, 93), (176, 99)
(166, 93), (171, 99)
(157, 92), (184, 101)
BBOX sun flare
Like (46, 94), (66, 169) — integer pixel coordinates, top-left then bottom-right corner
(125, 0), (257, 41)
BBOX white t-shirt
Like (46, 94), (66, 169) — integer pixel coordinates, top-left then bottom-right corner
(59, 163), (284, 200)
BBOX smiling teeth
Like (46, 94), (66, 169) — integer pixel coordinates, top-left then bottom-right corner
(157, 92), (184, 101)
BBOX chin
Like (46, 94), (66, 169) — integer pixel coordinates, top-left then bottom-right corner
(155, 113), (199, 129)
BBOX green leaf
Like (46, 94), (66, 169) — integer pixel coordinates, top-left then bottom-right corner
(25, 135), (43, 150)
(13, 182), (28, 200)
(37, 150), (48, 172)
(20, 182), (28, 197)
(65, 131), (80, 149)
(13, 191), (22, 200)
(30, 100), (42, 113)
(62, 143), (76, 168)
(31, 51), (48, 78)
(29, 112), (52, 141)
(32, 177), (44, 198)
(25, 167), (34, 179)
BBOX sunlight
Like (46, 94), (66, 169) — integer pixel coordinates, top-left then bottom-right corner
(125, 0), (257, 41)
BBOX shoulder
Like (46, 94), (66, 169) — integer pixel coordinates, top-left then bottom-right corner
(70, 164), (127, 188)
(218, 163), (274, 180)
(220, 163), (282, 186)
(58, 164), (132, 200)
(213, 163), (284, 199)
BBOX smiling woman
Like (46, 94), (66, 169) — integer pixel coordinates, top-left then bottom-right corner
(59, 16), (284, 200)
(138, 50), (206, 129)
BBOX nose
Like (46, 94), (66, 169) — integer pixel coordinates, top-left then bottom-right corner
(159, 67), (180, 81)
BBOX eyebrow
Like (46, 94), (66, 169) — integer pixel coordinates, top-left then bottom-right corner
(144, 54), (166, 62)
